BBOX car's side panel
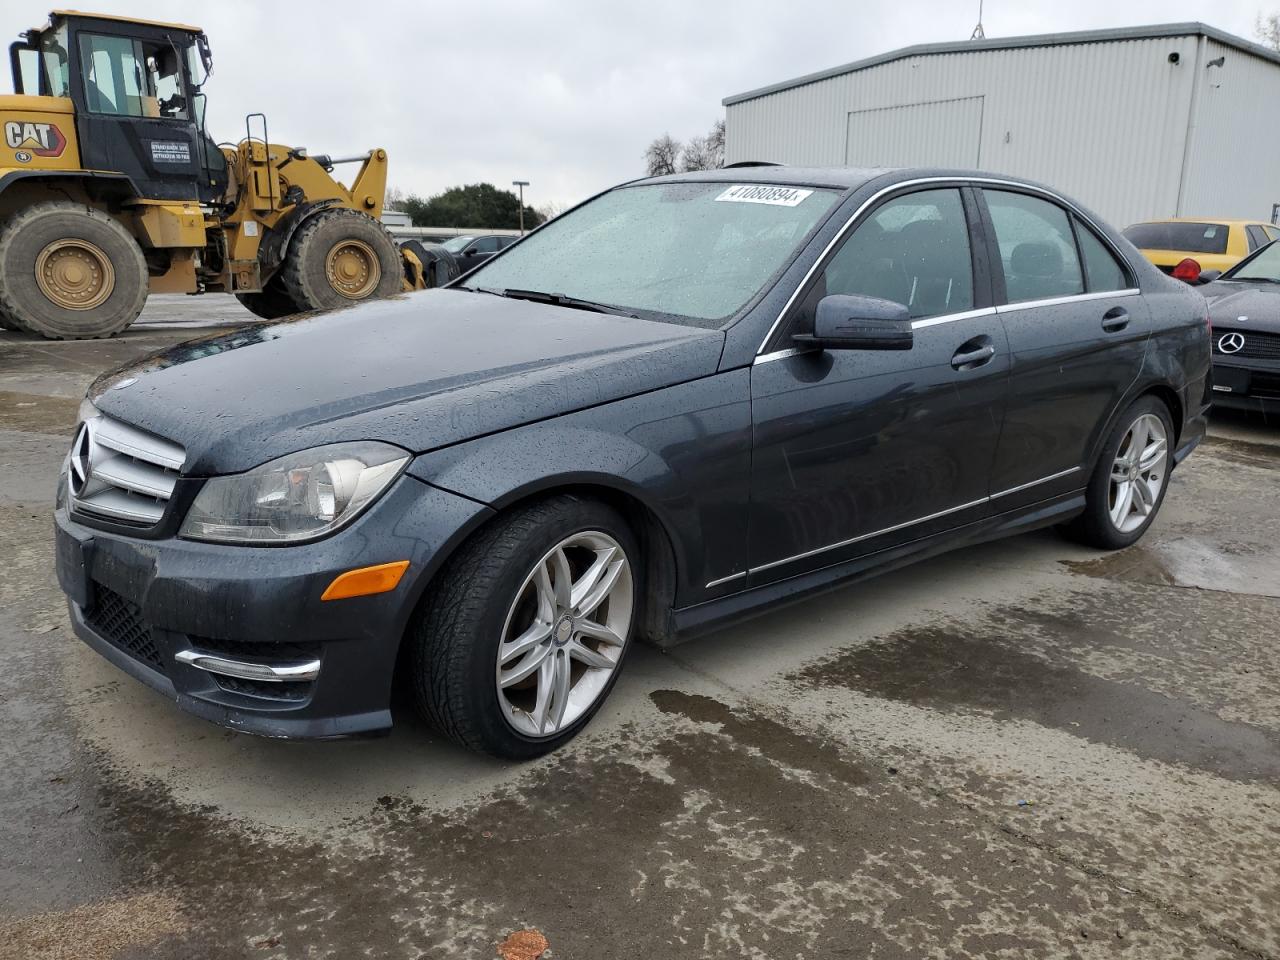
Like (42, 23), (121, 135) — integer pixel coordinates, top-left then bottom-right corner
(745, 312), (1009, 584)
(406, 369), (753, 606)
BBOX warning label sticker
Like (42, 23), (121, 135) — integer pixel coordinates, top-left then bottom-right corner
(149, 140), (192, 164)
(714, 184), (814, 207)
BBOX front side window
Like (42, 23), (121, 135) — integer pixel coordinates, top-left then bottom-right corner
(1224, 242), (1280, 283)
(442, 235), (475, 253)
(473, 237), (501, 254)
(1074, 218), (1130, 292)
(1246, 225), (1269, 253)
(985, 190), (1084, 303)
(79, 33), (189, 119)
(462, 181), (841, 327)
(807, 188), (974, 322)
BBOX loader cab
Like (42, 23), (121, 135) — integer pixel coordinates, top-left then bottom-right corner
(10, 11), (226, 203)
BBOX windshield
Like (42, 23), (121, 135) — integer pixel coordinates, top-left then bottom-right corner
(442, 236), (476, 253)
(460, 181), (841, 327)
(1225, 241), (1280, 282)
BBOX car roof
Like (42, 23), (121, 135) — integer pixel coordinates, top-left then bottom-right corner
(636, 165), (1066, 195)
(1127, 218), (1275, 227)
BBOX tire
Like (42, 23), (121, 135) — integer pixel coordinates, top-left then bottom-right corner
(399, 239), (459, 288)
(0, 310), (28, 332)
(281, 208), (402, 312)
(0, 202), (148, 339)
(1060, 395), (1175, 550)
(409, 495), (640, 759)
(235, 275), (301, 320)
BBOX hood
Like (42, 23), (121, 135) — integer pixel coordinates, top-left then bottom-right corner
(91, 289), (725, 474)
(1201, 282), (1280, 330)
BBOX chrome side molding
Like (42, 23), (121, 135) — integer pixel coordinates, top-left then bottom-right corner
(173, 649), (321, 682)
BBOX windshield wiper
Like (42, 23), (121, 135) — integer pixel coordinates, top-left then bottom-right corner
(480, 287), (638, 318)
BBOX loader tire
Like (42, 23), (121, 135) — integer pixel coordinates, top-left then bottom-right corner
(281, 209), (402, 312)
(0, 202), (147, 340)
(235, 276), (302, 320)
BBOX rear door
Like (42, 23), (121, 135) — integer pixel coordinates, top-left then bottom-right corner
(979, 187), (1149, 510)
(747, 185), (1009, 583)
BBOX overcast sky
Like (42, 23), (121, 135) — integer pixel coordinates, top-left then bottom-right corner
(1, 1), (1269, 209)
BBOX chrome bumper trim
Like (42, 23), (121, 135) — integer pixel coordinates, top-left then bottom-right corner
(173, 649), (321, 682)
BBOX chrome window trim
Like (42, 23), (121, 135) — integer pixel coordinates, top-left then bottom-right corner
(995, 288), (1141, 314)
(754, 175), (1141, 357)
(724, 465), (1085, 583)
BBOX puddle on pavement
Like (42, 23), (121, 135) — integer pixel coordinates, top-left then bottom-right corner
(1201, 435), (1280, 468)
(795, 605), (1280, 784)
(1064, 536), (1280, 597)
(5, 690), (1231, 960)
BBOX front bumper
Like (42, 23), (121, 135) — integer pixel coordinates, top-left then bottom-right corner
(55, 474), (493, 739)
(1211, 360), (1280, 414)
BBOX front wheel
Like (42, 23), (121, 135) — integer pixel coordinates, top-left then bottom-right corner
(1061, 396), (1174, 550)
(281, 209), (403, 312)
(409, 496), (638, 759)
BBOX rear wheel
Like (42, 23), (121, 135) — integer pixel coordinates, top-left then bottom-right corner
(1061, 395), (1174, 550)
(235, 275), (301, 320)
(281, 209), (402, 312)
(409, 496), (638, 759)
(0, 202), (148, 339)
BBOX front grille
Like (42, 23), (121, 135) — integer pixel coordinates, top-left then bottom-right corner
(68, 414), (185, 528)
(1251, 371), (1280, 399)
(85, 584), (164, 672)
(1214, 328), (1280, 360)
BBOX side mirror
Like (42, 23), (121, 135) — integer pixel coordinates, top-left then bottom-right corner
(464, 248), (478, 256)
(1198, 269), (1222, 284)
(793, 294), (914, 351)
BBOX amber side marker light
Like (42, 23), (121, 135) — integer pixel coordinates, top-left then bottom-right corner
(321, 561), (411, 601)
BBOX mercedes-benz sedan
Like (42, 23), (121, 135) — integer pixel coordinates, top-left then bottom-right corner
(55, 166), (1212, 758)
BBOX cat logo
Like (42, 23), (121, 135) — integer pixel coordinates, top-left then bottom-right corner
(4, 120), (67, 157)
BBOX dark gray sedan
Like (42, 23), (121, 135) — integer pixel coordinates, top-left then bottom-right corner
(1201, 240), (1280, 415)
(54, 166), (1211, 758)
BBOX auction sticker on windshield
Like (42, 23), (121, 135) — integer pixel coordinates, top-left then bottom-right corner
(715, 184), (814, 207)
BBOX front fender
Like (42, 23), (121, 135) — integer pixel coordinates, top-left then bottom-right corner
(405, 369), (753, 605)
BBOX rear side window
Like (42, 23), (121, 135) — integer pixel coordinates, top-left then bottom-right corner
(813, 188), (974, 320)
(984, 190), (1084, 303)
(1122, 221), (1228, 255)
(1074, 218), (1130, 292)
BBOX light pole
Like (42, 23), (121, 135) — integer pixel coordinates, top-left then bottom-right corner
(512, 180), (530, 235)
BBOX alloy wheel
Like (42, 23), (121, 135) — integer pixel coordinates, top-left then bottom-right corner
(1108, 412), (1168, 534)
(496, 531), (633, 738)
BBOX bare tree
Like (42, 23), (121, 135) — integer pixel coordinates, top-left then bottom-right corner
(536, 200), (570, 221)
(383, 185), (407, 211)
(1259, 13), (1280, 51)
(644, 134), (681, 177)
(680, 134), (715, 172)
(706, 118), (726, 169)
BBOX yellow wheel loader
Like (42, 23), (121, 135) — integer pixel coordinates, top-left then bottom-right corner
(0, 10), (441, 339)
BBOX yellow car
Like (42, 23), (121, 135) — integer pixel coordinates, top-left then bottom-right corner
(1122, 218), (1280, 281)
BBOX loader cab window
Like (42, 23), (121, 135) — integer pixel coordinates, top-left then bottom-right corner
(37, 23), (70, 97)
(79, 33), (190, 119)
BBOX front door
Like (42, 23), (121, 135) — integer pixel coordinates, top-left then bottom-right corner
(71, 27), (202, 201)
(748, 186), (1008, 583)
(978, 188), (1151, 509)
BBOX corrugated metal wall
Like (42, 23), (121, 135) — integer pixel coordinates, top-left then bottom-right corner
(845, 96), (985, 167)
(1182, 39), (1280, 220)
(725, 36), (1233, 226)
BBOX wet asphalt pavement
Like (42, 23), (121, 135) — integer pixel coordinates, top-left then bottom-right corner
(2, 295), (1279, 959)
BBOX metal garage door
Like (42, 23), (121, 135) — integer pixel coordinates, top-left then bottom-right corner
(845, 96), (985, 168)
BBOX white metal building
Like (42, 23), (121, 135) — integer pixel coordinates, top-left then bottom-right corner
(723, 23), (1280, 228)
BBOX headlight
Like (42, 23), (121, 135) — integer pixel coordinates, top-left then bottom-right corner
(179, 442), (410, 544)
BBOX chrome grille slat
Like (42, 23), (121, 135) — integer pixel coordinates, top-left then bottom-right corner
(68, 413), (186, 528)
(93, 416), (185, 470)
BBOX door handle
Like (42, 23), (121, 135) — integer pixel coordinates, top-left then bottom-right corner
(1101, 307), (1130, 332)
(951, 343), (996, 370)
